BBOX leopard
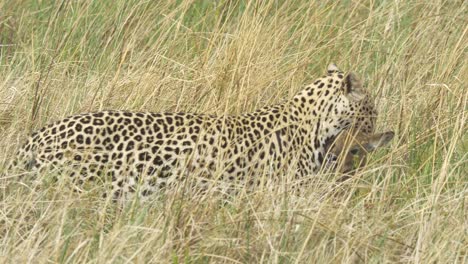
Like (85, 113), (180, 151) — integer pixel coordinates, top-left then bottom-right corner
(8, 64), (383, 200)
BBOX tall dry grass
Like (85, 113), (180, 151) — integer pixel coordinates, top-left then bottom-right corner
(0, 0), (466, 263)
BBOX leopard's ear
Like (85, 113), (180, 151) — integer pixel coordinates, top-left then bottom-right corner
(344, 72), (366, 102)
(327, 63), (340, 73)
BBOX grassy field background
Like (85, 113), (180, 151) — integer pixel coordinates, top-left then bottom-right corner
(0, 0), (466, 263)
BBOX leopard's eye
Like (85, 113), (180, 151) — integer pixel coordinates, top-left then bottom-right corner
(326, 154), (338, 163)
